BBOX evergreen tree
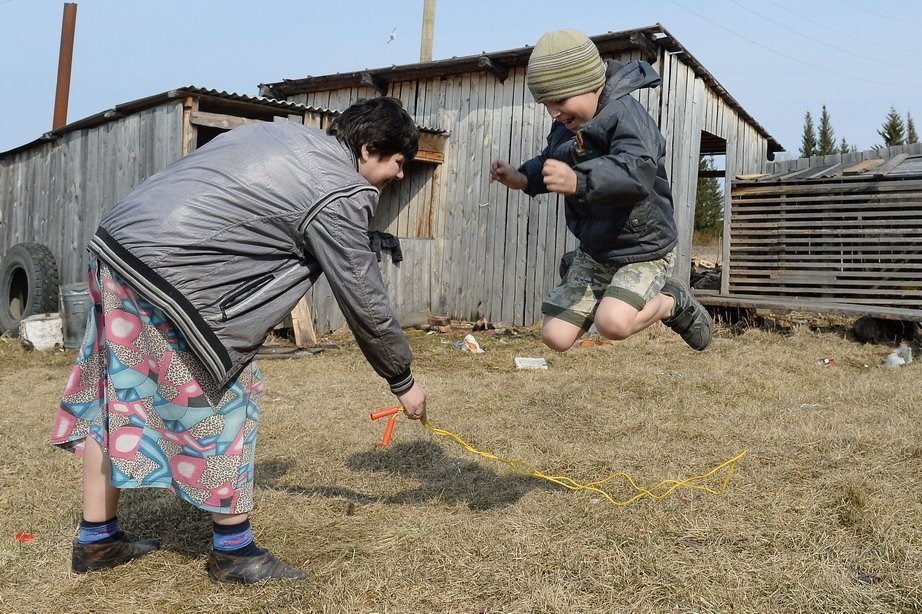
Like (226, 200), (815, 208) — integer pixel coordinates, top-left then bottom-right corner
(878, 106), (905, 146)
(838, 138), (854, 154)
(907, 112), (918, 145)
(695, 157), (724, 236)
(799, 111), (817, 158)
(817, 105), (837, 155)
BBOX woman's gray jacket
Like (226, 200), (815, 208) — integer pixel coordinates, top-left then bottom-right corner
(90, 120), (414, 392)
(519, 59), (678, 264)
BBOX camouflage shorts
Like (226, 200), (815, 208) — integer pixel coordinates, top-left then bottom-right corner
(541, 247), (677, 330)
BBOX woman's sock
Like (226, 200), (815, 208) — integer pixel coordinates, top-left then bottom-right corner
(213, 519), (263, 557)
(77, 516), (123, 544)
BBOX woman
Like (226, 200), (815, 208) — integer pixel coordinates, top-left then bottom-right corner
(52, 97), (428, 583)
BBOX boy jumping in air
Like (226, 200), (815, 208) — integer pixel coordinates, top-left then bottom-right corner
(491, 29), (712, 352)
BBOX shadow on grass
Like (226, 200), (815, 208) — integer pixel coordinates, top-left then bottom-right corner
(106, 440), (554, 561)
(256, 440), (556, 511)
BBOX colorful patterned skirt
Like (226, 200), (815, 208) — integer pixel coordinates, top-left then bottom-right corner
(51, 256), (263, 515)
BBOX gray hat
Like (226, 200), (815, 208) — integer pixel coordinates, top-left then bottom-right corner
(526, 29), (606, 103)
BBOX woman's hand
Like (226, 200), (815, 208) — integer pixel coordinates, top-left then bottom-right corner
(395, 382), (427, 425)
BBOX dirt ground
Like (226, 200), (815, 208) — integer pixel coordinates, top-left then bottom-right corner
(0, 318), (919, 613)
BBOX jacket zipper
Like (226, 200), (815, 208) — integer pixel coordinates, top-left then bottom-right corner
(218, 274), (276, 321)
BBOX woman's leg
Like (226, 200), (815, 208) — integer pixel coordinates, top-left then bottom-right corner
(82, 436), (119, 522)
(213, 512), (249, 526)
(72, 437), (161, 574)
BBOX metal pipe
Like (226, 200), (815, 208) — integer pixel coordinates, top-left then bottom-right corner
(53, 3), (78, 130)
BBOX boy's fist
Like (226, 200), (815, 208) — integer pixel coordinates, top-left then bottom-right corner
(490, 160), (528, 190)
(541, 160), (577, 195)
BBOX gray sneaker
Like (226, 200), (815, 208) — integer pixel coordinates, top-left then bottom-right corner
(661, 276), (712, 351)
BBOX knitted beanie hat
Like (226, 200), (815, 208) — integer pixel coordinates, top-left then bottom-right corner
(526, 29), (606, 103)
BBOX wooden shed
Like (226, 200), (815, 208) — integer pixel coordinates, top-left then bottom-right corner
(261, 24), (783, 329)
(711, 143), (922, 322)
(0, 87), (340, 284)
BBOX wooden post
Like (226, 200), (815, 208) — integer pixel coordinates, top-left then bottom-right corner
(181, 96), (196, 156)
(290, 295), (318, 348)
(420, 0), (436, 62)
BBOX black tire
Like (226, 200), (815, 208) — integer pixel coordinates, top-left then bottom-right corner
(0, 243), (60, 335)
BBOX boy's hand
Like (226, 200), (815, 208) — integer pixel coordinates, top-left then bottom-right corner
(396, 382), (427, 425)
(542, 160), (577, 195)
(490, 160), (528, 190)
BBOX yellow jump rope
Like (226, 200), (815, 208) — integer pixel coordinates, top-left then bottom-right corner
(370, 408), (747, 507)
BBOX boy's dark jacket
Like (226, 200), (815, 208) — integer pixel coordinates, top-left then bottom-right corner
(519, 59), (678, 264)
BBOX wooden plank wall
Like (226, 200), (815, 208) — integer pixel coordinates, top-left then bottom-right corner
(282, 50), (773, 327)
(0, 102), (186, 284)
(306, 239), (433, 332)
(729, 174), (922, 311)
(726, 143), (922, 313)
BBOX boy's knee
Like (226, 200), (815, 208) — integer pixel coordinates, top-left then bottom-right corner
(594, 314), (632, 341)
(542, 332), (574, 352)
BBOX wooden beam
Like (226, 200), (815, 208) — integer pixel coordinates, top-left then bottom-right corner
(360, 72), (389, 96)
(190, 110), (264, 130)
(415, 150), (443, 164)
(873, 153), (909, 177)
(181, 96), (197, 156)
(478, 55), (508, 82)
(290, 296), (318, 348)
(629, 31), (659, 63)
(842, 158), (885, 175)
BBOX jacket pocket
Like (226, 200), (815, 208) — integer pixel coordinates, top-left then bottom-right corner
(218, 274), (276, 321)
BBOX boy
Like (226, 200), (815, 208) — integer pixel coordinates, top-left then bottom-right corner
(490, 29), (712, 352)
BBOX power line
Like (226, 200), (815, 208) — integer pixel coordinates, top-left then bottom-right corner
(764, 0), (914, 54)
(840, 0), (922, 28)
(730, 0), (921, 71)
(666, 0), (918, 88)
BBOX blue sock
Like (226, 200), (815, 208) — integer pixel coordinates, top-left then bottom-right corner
(78, 516), (122, 544)
(213, 519), (261, 556)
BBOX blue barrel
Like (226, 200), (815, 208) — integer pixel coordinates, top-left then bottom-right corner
(59, 282), (92, 349)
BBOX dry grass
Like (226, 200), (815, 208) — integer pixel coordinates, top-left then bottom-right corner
(0, 319), (919, 613)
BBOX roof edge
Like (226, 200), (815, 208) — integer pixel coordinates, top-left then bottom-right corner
(262, 24), (783, 154)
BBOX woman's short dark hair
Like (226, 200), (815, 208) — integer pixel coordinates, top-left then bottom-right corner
(327, 97), (418, 160)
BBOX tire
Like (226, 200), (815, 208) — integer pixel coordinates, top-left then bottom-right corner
(0, 243), (60, 335)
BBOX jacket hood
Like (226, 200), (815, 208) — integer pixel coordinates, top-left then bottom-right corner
(599, 60), (662, 105)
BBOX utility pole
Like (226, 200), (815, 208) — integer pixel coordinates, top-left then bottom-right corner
(420, 0), (435, 62)
(53, 3), (78, 130)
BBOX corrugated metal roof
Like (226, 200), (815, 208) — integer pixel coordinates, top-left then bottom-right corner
(261, 24), (783, 154)
(1, 87), (444, 157)
(1, 87), (329, 157)
(735, 144), (922, 183)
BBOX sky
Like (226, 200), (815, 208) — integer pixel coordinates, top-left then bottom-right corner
(1, 0), (920, 157)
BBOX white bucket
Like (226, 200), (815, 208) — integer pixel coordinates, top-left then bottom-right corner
(19, 312), (63, 351)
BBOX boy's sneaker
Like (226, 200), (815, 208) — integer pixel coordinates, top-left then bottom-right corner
(661, 276), (712, 351)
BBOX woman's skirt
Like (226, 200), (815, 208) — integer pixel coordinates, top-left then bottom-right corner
(51, 255), (263, 515)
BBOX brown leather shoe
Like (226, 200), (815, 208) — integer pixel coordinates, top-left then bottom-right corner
(72, 535), (161, 573)
(207, 546), (307, 584)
